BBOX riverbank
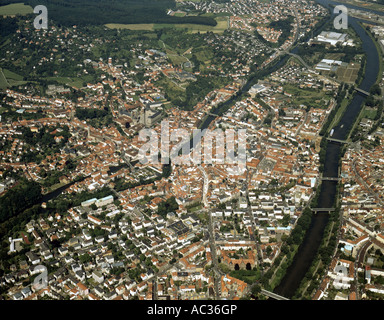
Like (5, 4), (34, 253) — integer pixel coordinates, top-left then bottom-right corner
(273, 0), (381, 299)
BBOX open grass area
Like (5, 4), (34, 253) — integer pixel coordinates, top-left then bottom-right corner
(0, 68), (29, 88)
(2, 68), (23, 81)
(327, 96), (351, 134)
(229, 268), (262, 285)
(361, 106), (377, 120)
(105, 17), (228, 34)
(46, 74), (95, 89)
(167, 53), (189, 65)
(283, 84), (332, 108)
(173, 12), (186, 17)
(155, 76), (186, 97)
(187, 205), (202, 213)
(194, 48), (214, 62)
(336, 0), (384, 12)
(164, 46), (189, 65)
(0, 69), (9, 89)
(0, 3), (33, 16)
(105, 23), (155, 31)
(200, 12), (231, 18)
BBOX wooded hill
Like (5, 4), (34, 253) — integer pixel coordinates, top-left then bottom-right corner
(0, 0), (217, 26)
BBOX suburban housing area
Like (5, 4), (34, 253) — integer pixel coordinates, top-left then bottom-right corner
(0, 0), (384, 302)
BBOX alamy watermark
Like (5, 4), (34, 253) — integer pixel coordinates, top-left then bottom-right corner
(333, 5), (348, 30)
(31, 4), (348, 31)
(33, 5), (48, 30)
(138, 120), (247, 172)
(32, 264), (48, 291)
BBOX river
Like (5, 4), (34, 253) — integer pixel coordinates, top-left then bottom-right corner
(273, 0), (381, 298)
(39, 174), (89, 203)
(17, 0), (380, 299)
(182, 0), (380, 299)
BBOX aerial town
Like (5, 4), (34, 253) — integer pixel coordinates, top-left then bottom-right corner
(0, 0), (384, 302)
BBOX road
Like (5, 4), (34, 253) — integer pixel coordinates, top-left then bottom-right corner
(353, 238), (372, 300)
(295, 110), (309, 136)
(152, 262), (176, 299)
(352, 159), (384, 208)
(244, 169), (264, 275)
(206, 206), (223, 299)
(198, 165), (209, 208)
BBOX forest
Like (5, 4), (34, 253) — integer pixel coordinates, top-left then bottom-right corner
(0, 179), (42, 224)
(0, 0), (217, 26)
(0, 16), (17, 37)
(75, 107), (113, 128)
(75, 107), (110, 120)
(157, 196), (179, 217)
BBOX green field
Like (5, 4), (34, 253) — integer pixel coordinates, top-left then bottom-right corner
(335, 0), (384, 12)
(327, 96), (351, 134)
(105, 23), (155, 31)
(335, 63), (360, 83)
(0, 68), (28, 88)
(0, 3), (33, 16)
(3, 68), (23, 81)
(0, 69), (9, 89)
(173, 12), (186, 17)
(46, 75), (94, 89)
(106, 17), (228, 34)
(283, 84), (331, 108)
(166, 51), (189, 65)
(361, 106), (377, 120)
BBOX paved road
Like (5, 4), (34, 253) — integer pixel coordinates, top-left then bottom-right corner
(207, 207), (223, 299)
(244, 169), (263, 274)
(353, 238), (372, 300)
(352, 159), (384, 208)
(198, 165), (209, 208)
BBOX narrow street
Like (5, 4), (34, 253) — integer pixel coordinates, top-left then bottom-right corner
(207, 208), (222, 299)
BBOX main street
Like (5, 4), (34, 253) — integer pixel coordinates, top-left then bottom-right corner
(207, 206), (223, 299)
(198, 165), (222, 298)
(244, 168), (264, 275)
(198, 165), (210, 208)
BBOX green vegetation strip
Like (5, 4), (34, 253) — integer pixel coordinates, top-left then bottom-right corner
(0, 3), (33, 16)
(105, 17), (228, 34)
(363, 23), (384, 85)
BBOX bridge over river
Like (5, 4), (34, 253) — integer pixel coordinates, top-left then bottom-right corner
(261, 289), (290, 300)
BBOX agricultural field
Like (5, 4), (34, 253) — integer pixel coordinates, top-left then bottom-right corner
(316, 52), (362, 84)
(106, 17), (228, 34)
(335, 62), (360, 83)
(45, 75), (95, 89)
(0, 2), (33, 16)
(104, 23), (155, 31)
(2, 68), (26, 86)
(0, 68), (9, 89)
(0, 68), (28, 88)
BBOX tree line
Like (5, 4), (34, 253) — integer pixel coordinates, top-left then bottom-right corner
(0, 179), (42, 224)
(1, 0), (217, 27)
